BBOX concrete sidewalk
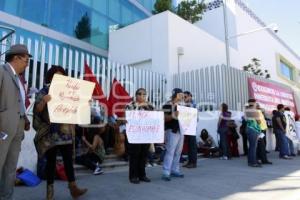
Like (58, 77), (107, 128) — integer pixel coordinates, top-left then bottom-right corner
(15, 152), (300, 200)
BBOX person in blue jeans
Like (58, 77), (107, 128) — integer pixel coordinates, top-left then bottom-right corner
(244, 99), (262, 167)
(273, 104), (292, 159)
(162, 88), (185, 181)
(284, 107), (296, 157)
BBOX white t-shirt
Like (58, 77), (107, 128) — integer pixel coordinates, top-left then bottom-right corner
(295, 121), (300, 140)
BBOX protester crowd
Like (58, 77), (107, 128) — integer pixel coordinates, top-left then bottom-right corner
(1, 44), (300, 200)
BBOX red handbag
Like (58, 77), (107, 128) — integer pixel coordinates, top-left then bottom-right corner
(56, 162), (68, 181)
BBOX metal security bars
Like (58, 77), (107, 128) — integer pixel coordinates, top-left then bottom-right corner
(173, 64), (293, 111)
(0, 31), (166, 109)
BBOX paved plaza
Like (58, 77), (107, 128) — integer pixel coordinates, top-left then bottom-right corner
(15, 152), (300, 200)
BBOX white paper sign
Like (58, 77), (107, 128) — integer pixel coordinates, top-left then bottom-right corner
(284, 111), (298, 141)
(177, 105), (197, 136)
(48, 74), (95, 124)
(126, 111), (164, 144)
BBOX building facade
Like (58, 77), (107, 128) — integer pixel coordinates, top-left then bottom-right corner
(109, 0), (300, 112)
(0, 0), (155, 59)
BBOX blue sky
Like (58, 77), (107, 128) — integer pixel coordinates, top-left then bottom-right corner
(244, 0), (300, 56)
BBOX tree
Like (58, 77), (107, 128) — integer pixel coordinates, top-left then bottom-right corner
(243, 58), (271, 79)
(176, 0), (206, 23)
(74, 12), (91, 41)
(153, 0), (173, 14)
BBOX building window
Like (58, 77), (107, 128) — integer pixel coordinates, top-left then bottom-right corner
(280, 61), (294, 81)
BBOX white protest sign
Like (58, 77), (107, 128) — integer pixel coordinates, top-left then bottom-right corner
(48, 74), (95, 124)
(284, 111), (298, 141)
(177, 105), (197, 136)
(126, 111), (164, 144)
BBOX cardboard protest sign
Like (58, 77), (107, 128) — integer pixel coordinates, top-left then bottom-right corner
(177, 105), (197, 136)
(48, 74), (95, 124)
(125, 111), (164, 143)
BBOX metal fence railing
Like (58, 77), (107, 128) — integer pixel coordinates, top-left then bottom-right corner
(0, 28), (167, 109)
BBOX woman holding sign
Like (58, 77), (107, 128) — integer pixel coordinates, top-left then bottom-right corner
(33, 66), (87, 200)
(125, 88), (154, 184)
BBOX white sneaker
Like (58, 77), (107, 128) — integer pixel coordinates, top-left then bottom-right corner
(93, 166), (104, 175)
(151, 163), (158, 167)
(219, 156), (228, 160)
(146, 163), (152, 168)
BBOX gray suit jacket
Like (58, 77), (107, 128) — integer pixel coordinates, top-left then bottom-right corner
(0, 63), (25, 136)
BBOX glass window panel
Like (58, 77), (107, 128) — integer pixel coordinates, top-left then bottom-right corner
(280, 61), (293, 80)
(131, 6), (147, 23)
(144, 0), (155, 12)
(92, 0), (107, 15)
(48, 0), (73, 35)
(108, 0), (121, 22)
(90, 11), (108, 49)
(20, 0), (48, 26)
(121, 1), (133, 26)
(73, 1), (92, 42)
(77, 0), (92, 7)
(1, 0), (20, 16)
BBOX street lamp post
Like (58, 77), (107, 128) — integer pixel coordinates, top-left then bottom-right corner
(222, 0), (278, 68)
(222, 0), (231, 68)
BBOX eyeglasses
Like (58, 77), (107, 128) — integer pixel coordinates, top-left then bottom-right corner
(137, 93), (147, 96)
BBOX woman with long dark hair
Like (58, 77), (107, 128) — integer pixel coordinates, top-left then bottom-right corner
(125, 88), (153, 184)
(33, 65), (87, 200)
(217, 103), (231, 160)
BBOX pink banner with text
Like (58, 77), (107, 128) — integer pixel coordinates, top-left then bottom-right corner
(248, 78), (298, 115)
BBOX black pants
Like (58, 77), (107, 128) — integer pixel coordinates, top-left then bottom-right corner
(101, 126), (115, 151)
(241, 132), (248, 155)
(46, 144), (75, 185)
(128, 143), (149, 180)
(262, 130), (267, 149)
(256, 139), (268, 163)
(76, 153), (101, 171)
(186, 135), (197, 164)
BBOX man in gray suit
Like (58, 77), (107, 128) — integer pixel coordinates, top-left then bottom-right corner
(0, 44), (31, 200)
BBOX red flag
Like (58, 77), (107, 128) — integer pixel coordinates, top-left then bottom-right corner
(83, 62), (107, 106)
(107, 78), (132, 118)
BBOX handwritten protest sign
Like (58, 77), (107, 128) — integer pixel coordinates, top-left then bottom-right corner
(177, 105), (197, 136)
(284, 111), (298, 141)
(48, 74), (95, 124)
(125, 111), (164, 143)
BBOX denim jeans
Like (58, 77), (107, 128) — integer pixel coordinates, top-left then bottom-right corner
(218, 127), (229, 157)
(287, 137), (294, 155)
(246, 127), (259, 165)
(275, 129), (289, 157)
(163, 130), (184, 176)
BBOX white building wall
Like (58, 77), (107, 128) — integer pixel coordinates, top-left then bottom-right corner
(109, 11), (236, 92)
(232, 2), (300, 110)
(167, 12), (229, 73)
(109, 13), (170, 75)
(109, 4), (300, 108)
(234, 3), (300, 83)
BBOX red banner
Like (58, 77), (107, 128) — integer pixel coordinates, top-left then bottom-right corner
(248, 78), (298, 115)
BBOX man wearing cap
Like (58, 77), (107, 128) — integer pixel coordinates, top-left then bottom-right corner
(161, 88), (185, 181)
(0, 44), (31, 200)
